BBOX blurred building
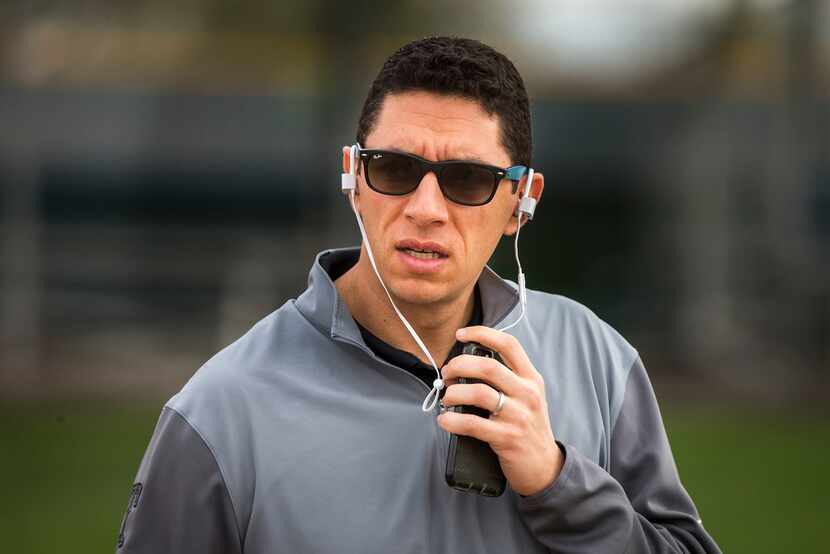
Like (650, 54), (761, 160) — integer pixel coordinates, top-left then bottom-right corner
(0, 0), (827, 404)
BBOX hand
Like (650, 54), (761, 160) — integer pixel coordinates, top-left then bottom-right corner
(437, 326), (564, 497)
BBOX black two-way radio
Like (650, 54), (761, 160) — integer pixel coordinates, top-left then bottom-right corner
(444, 342), (507, 497)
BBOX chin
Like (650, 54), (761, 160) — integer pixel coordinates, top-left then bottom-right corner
(389, 279), (454, 307)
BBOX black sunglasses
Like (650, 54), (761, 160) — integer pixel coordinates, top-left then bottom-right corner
(358, 149), (528, 207)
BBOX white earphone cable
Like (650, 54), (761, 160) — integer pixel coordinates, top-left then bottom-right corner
(497, 170), (533, 332)
(497, 211), (526, 333)
(343, 145), (531, 412)
(344, 148), (444, 411)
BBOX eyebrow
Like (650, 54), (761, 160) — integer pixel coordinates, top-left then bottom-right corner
(382, 146), (494, 165)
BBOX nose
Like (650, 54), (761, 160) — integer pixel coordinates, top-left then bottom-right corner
(403, 171), (449, 227)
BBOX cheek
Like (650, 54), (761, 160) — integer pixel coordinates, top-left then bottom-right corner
(460, 210), (510, 263)
(359, 192), (397, 234)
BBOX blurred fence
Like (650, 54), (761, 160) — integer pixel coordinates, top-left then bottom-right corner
(0, 0), (828, 406)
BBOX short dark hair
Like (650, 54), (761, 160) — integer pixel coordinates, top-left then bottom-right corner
(356, 36), (532, 167)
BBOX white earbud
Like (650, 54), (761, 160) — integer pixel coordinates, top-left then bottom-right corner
(518, 168), (536, 220)
(341, 145), (358, 194)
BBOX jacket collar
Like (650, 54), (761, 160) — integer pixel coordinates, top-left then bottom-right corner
(294, 247), (519, 344)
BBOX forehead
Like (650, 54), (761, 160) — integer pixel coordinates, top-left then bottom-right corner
(365, 91), (509, 165)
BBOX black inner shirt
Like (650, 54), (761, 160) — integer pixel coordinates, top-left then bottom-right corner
(326, 254), (483, 388)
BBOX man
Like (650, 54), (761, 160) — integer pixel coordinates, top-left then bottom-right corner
(117, 37), (721, 553)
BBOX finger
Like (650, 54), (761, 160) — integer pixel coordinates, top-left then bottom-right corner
(457, 326), (537, 381)
(442, 354), (524, 396)
(437, 410), (505, 446)
(441, 382), (502, 413)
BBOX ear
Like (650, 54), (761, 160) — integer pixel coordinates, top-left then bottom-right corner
(503, 171), (544, 236)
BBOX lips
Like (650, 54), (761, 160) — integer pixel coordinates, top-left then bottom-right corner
(395, 239), (450, 259)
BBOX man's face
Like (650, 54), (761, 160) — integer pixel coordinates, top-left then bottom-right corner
(347, 91), (542, 308)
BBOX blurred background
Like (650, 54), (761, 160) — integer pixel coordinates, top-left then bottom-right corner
(1, 0), (828, 552)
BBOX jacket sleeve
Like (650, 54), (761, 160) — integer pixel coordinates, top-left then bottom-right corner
(515, 357), (722, 553)
(116, 406), (243, 554)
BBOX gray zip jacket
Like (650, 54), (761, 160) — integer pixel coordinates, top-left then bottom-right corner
(117, 247), (721, 553)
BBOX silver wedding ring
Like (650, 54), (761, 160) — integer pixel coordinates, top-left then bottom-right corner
(491, 390), (506, 416)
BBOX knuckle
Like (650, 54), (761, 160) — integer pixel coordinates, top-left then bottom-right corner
(524, 386), (542, 410)
(473, 383), (491, 404)
(461, 355), (480, 372)
(503, 334), (520, 351)
(479, 359), (497, 381)
(460, 415), (478, 434)
(505, 425), (524, 443)
(514, 408), (530, 427)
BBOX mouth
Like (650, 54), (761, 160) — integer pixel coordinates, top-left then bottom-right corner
(394, 240), (450, 273)
(399, 248), (444, 260)
(395, 240), (450, 260)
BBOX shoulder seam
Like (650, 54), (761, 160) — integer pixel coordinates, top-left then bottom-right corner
(163, 405), (245, 550)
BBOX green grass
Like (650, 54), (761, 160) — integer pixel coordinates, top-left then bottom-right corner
(1, 401), (826, 553)
(665, 409), (829, 553)
(0, 402), (160, 554)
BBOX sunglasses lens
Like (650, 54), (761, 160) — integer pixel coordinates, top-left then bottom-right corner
(441, 164), (497, 205)
(367, 152), (422, 195)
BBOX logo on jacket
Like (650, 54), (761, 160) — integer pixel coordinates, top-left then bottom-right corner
(117, 483), (143, 548)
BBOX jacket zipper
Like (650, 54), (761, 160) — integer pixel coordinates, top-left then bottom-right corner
(331, 334), (451, 457)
